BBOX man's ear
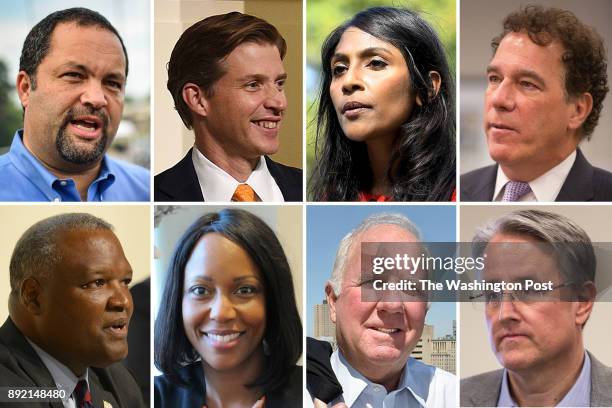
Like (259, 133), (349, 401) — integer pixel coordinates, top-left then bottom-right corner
(567, 92), (593, 132)
(416, 71), (442, 107)
(182, 83), (210, 118)
(16, 71), (33, 109)
(575, 281), (596, 328)
(325, 283), (338, 324)
(20, 278), (43, 315)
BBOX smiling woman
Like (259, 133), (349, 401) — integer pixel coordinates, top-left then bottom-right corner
(154, 209), (302, 408)
(309, 7), (456, 202)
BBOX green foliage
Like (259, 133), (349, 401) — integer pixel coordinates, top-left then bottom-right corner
(0, 59), (22, 150)
(306, 0), (456, 173)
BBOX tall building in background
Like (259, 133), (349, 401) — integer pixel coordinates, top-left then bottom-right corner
(411, 324), (433, 364)
(432, 336), (456, 373)
(313, 300), (335, 341)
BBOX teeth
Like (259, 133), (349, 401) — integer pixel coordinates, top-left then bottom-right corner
(73, 121), (97, 130)
(254, 120), (278, 129)
(375, 328), (399, 334)
(207, 333), (241, 343)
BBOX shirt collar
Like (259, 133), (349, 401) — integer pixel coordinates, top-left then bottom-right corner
(498, 351), (591, 407)
(331, 350), (425, 407)
(27, 338), (90, 406)
(493, 150), (576, 202)
(8, 130), (115, 201)
(191, 146), (282, 201)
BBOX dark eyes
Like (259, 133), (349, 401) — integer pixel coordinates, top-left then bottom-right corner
(61, 72), (123, 91)
(331, 58), (388, 78)
(187, 285), (259, 297)
(81, 278), (131, 289)
(244, 81), (285, 91)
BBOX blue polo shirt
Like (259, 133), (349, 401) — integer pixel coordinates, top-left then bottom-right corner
(0, 130), (150, 202)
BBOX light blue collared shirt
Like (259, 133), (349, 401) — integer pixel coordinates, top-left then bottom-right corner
(498, 351), (591, 407)
(28, 339), (90, 408)
(0, 130), (149, 201)
(328, 349), (456, 407)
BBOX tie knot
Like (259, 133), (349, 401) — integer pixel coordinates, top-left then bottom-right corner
(232, 184), (259, 202)
(502, 181), (531, 202)
(74, 379), (93, 408)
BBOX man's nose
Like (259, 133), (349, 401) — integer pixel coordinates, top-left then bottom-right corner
(487, 80), (515, 112)
(263, 85), (287, 114)
(497, 294), (521, 322)
(210, 293), (237, 322)
(108, 283), (131, 311)
(376, 300), (404, 313)
(80, 80), (108, 109)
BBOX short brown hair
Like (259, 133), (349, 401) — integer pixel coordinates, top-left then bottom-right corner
(492, 5), (608, 139)
(167, 12), (286, 129)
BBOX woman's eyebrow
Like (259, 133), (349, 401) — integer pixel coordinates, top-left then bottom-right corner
(332, 47), (393, 64)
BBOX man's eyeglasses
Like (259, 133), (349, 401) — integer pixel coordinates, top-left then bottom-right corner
(470, 281), (576, 309)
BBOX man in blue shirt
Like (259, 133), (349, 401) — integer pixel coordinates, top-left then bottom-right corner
(0, 7), (149, 201)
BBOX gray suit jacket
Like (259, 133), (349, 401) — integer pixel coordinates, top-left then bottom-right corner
(460, 351), (612, 407)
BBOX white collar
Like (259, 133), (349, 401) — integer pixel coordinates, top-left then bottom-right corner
(191, 147), (284, 202)
(494, 150), (576, 201)
(28, 338), (89, 407)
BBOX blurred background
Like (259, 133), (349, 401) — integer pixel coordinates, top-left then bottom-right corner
(306, 0), (456, 181)
(460, 0), (612, 174)
(0, 0), (150, 168)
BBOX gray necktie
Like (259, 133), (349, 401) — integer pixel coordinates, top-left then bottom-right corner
(502, 181), (531, 201)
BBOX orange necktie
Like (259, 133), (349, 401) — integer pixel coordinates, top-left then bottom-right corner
(231, 184), (259, 202)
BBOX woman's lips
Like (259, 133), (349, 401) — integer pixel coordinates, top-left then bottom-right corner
(341, 101), (372, 119)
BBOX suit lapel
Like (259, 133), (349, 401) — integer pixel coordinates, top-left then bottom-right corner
(556, 149), (594, 201)
(89, 369), (121, 408)
(156, 148), (204, 201)
(589, 351), (612, 406)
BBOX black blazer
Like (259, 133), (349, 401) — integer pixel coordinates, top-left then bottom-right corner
(460, 149), (612, 201)
(154, 149), (303, 202)
(0, 318), (145, 408)
(154, 362), (302, 407)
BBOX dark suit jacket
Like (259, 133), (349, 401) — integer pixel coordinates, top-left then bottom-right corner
(154, 148), (302, 201)
(460, 351), (612, 407)
(154, 362), (302, 407)
(0, 318), (145, 408)
(460, 149), (612, 201)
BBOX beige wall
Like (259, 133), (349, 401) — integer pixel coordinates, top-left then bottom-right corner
(154, 0), (303, 174)
(460, 205), (612, 378)
(0, 205), (151, 323)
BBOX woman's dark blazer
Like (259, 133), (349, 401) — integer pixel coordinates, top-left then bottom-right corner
(155, 363), (302, 407)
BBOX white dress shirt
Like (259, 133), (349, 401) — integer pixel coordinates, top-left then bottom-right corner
(327, 349), (456, 408)
(493, 150), (576, 202)
(28, 339), (90, 408)
(191, 147), (284, 202)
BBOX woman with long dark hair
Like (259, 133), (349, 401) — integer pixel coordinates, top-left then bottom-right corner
(309, 7), (456, 201)
(154, 209), (302, 407)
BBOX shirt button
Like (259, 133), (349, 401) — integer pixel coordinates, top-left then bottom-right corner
(60, 180), (67, 186)
(53, 198), (60, 202)
(373, 386), (382, 392)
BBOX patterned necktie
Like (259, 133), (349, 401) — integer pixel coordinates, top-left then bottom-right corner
(74, 379), (94, 408)
(231, 184), (259, 202)
(502, 181), (531, 201)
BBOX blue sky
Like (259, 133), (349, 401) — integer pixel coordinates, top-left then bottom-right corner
(306, 205), (457, 337)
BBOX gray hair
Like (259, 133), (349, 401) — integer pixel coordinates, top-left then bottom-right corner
(328, 213), (422, 295)
(10, 213), (113, 292)
(473, 209), (595, 284)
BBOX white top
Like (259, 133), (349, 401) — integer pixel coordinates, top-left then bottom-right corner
(191, 147), (284, 202)
(327, 349), (456, 408)
(28, 339), (90, 408)
(493, 150), (576, 202)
